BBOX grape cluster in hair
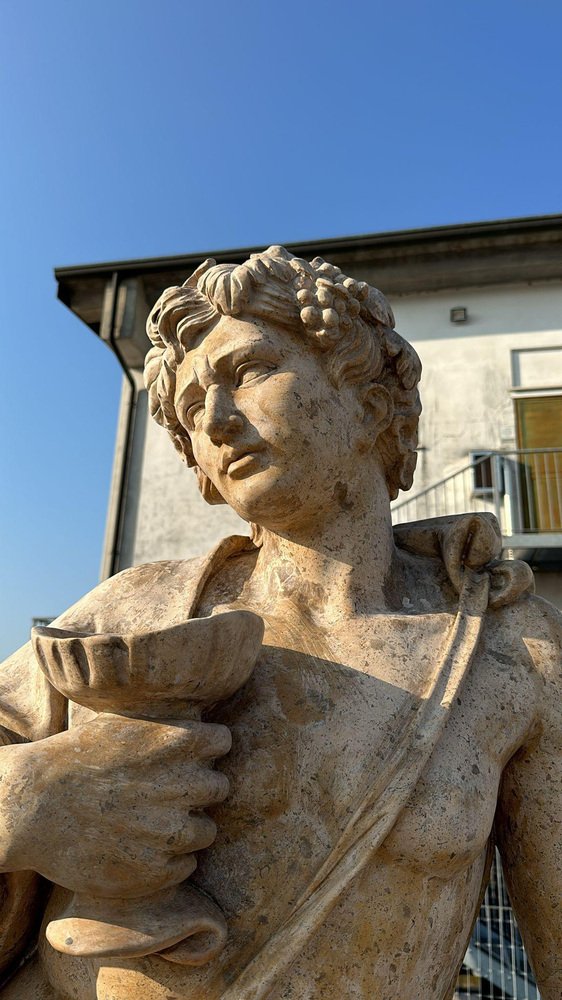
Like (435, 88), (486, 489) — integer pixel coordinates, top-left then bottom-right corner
(144, 246), (422, 501)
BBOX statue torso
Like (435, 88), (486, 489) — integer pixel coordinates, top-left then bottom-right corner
(37, 550), (539, 1000)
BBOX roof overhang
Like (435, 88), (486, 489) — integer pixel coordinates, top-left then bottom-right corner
(55, 214), (562, 369)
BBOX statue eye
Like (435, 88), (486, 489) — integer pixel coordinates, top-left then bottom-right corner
(185, 401), (205, 430)
(235, 362), (274, 387)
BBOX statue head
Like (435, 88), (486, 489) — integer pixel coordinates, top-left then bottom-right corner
(144, 246), (421, 520)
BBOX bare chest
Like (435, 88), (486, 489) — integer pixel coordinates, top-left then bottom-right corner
(208, 612), (537, 879)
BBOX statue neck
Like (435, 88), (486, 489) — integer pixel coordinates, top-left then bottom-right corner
(251, 470), (399, 625)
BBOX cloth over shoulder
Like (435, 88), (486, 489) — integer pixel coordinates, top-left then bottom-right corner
(0, 516), (533, 987)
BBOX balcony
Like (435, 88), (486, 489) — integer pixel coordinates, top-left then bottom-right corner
(454, 851), (539, 999)
(392, 449), (562, 560)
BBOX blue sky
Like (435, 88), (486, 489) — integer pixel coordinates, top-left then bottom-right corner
(1, 0), (561, 658)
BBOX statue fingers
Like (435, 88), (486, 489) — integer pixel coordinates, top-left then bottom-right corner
(149, 763), (231, 807)
(122, 719), (232, 766)
(180, 766), (230, 808)
(178, 721), (232, 761)
(113, 845), (199, 895)
(161, 852), (204, 888)
(135, 811), (218, 854)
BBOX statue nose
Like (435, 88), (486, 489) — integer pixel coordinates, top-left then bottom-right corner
(203, 386), (243, 443)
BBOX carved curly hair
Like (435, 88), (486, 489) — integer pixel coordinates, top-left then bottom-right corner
(144, 245), (421, 502)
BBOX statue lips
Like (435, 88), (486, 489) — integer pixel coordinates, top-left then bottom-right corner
(222, 444), (266, 478)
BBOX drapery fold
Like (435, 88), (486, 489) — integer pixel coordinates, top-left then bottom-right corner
(0, 515), (532, 987)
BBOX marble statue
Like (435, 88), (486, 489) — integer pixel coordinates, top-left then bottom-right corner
(0, 246), (561, 1000)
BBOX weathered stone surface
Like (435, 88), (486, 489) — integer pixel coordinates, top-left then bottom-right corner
(31, 612), (262, 965)
(0, 247), (560, 999)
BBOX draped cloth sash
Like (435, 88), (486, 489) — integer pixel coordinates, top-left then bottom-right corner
(0, 512), (532, 990)
(219, 567), (491, 1000)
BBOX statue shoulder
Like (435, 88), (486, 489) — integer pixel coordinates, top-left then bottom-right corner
(492, 587), (561, 642)
(55, 534), (256, 635)
(489, 590), (562, 699)
(0, 557), (209, 742)
(56, 555), (212, 635)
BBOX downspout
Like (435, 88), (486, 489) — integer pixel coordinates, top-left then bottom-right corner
(106, 271), (138, 577)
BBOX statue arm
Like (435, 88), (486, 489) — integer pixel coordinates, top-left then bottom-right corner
(0, 639), (69, 983)
(0, 555), (213, 982)
(495, 597), (562, 998)
(0, 641), (67, 744)
(0, 555), (208, 742)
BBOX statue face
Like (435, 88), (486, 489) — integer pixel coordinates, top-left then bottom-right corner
(174, 313), (370, 530)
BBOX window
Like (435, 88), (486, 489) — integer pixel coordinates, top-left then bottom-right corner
(510, 348), (562, 533)
(470, 452), (495, 497)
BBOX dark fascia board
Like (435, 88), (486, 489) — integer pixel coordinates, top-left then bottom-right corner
(55, 213), (562, 335)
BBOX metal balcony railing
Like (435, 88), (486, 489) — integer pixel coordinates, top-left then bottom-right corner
(392, 449), (562, 548)
(455, 852), (539, 999)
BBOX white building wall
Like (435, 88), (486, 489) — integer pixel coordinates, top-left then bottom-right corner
(105, 280), (562, 602)
(391, 281), (562, 496)
(129, 400), (247, 567)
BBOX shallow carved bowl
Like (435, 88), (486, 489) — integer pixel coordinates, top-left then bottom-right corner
(31, 610), (264, 715)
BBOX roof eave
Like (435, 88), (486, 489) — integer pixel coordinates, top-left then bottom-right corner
(55, 213), (562, 335)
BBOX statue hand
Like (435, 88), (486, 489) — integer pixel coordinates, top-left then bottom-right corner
(0, 713), (231, 898)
